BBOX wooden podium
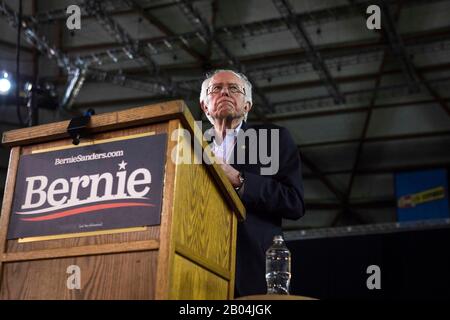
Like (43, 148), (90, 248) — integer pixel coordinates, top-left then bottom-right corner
(0, 100), (245, 299)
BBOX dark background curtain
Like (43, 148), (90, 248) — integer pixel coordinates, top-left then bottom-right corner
(288, 228), (450, 300)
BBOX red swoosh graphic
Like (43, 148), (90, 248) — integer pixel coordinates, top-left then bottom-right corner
(19, 202), (155, 222)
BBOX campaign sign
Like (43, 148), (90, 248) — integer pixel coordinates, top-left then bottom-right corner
(7, 133), (167, 239)
(395, 169), (449, 222)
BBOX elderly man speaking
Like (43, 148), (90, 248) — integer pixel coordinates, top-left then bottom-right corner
(199, 69), (305, 297)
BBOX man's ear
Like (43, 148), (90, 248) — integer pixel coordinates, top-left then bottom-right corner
(244, 101), (252, 113)
(200, 100), (209, 114)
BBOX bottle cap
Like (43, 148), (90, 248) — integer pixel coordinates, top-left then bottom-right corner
(273, 235), (284, 241)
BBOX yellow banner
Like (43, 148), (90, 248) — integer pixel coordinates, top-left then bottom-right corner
(397, 186), (446, 208)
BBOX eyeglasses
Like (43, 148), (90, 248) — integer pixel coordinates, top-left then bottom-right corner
(207, 83), (246, 96)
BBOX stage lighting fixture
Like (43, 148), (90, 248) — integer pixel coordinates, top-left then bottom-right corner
(24, 82), (33, 92)
(0, 71), (12, 95)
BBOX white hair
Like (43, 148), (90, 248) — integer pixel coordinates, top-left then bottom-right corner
(199, 69), (253, 124)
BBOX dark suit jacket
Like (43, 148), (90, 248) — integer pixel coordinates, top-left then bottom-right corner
(208, 121), (305, 297)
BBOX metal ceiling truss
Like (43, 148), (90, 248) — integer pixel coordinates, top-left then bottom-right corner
(75, 33), (203, 65)
(3, 0), (449, 113)
(76, 55), (450, 113)
(212, 0), (446, 42)
(23, 0), (450, 76)
(82, 0), (196, 98)
(348, 0), (421, 92)
(176, 0), (274, 118)
(272, 0), (345, 104)
(284, 219), (450, 240)
(66, 75), (450, 113)
(299, 129), (450, 149)
(0, 1), (81, 111)
(349, 0), (450, 118)
(331, 3), (406, 226)
(32, 0), (199, 24)
(63, 5), (366, 62)
(122, 0), (207, 63)
(82, 2), (156, 74)
(33, 0), (447, 37)
(300, 152), (367, 225)
(77, 25), (450, 82)
(85, 36), (450, 99)
(302, 0), (447, 227)
(0, 1), (184, 108)
(0, 2), (72, 70)
(268, 98), (450, 123)
(378, 1), (421, 91)
(88, 68), (172, 94)
(306, 162), (450, 177)
(300, 154), (347, 203)
(67, 43), (450, 112)
(273, 76), (450, 114)
(417, 72), (450, 116)
(173, 51), (386, 89)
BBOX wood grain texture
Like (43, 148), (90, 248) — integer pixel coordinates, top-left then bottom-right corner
(3, 240), (159, 262)
(155, 120), (179, 300)
(0, 123), (165, 299)
(228, 214), (238, 300)
(20, 122), (167, 156)
(1, 101), (245, 300)
(170, 254), (229, 300)
(7, 228), (160, 253)
(2, 100), (244, 222)
(0, 147), (21, 289)
(167, 120), (241, 300)
(175, 242), (230, 281)
(2, 100), (186, 147)
(0, 251), (158, 299)
(177, 103), (246, 221)
(172, 135), (232, 271)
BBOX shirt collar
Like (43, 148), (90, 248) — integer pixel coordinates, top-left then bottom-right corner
(230, 120), (243, 136)
(209, 120), (244, 145)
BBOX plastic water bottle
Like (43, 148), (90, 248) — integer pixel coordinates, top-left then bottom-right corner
(265, 235), (291, 295)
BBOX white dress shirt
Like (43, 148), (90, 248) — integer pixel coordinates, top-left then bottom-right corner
(210, 121), (243, 164)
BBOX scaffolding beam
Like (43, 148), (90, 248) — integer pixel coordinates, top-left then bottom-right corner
(176, 0), (273, 118)
(272, 0), (345, 104)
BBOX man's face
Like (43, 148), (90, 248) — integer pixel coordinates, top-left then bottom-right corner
(201, 72), (251, 121)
